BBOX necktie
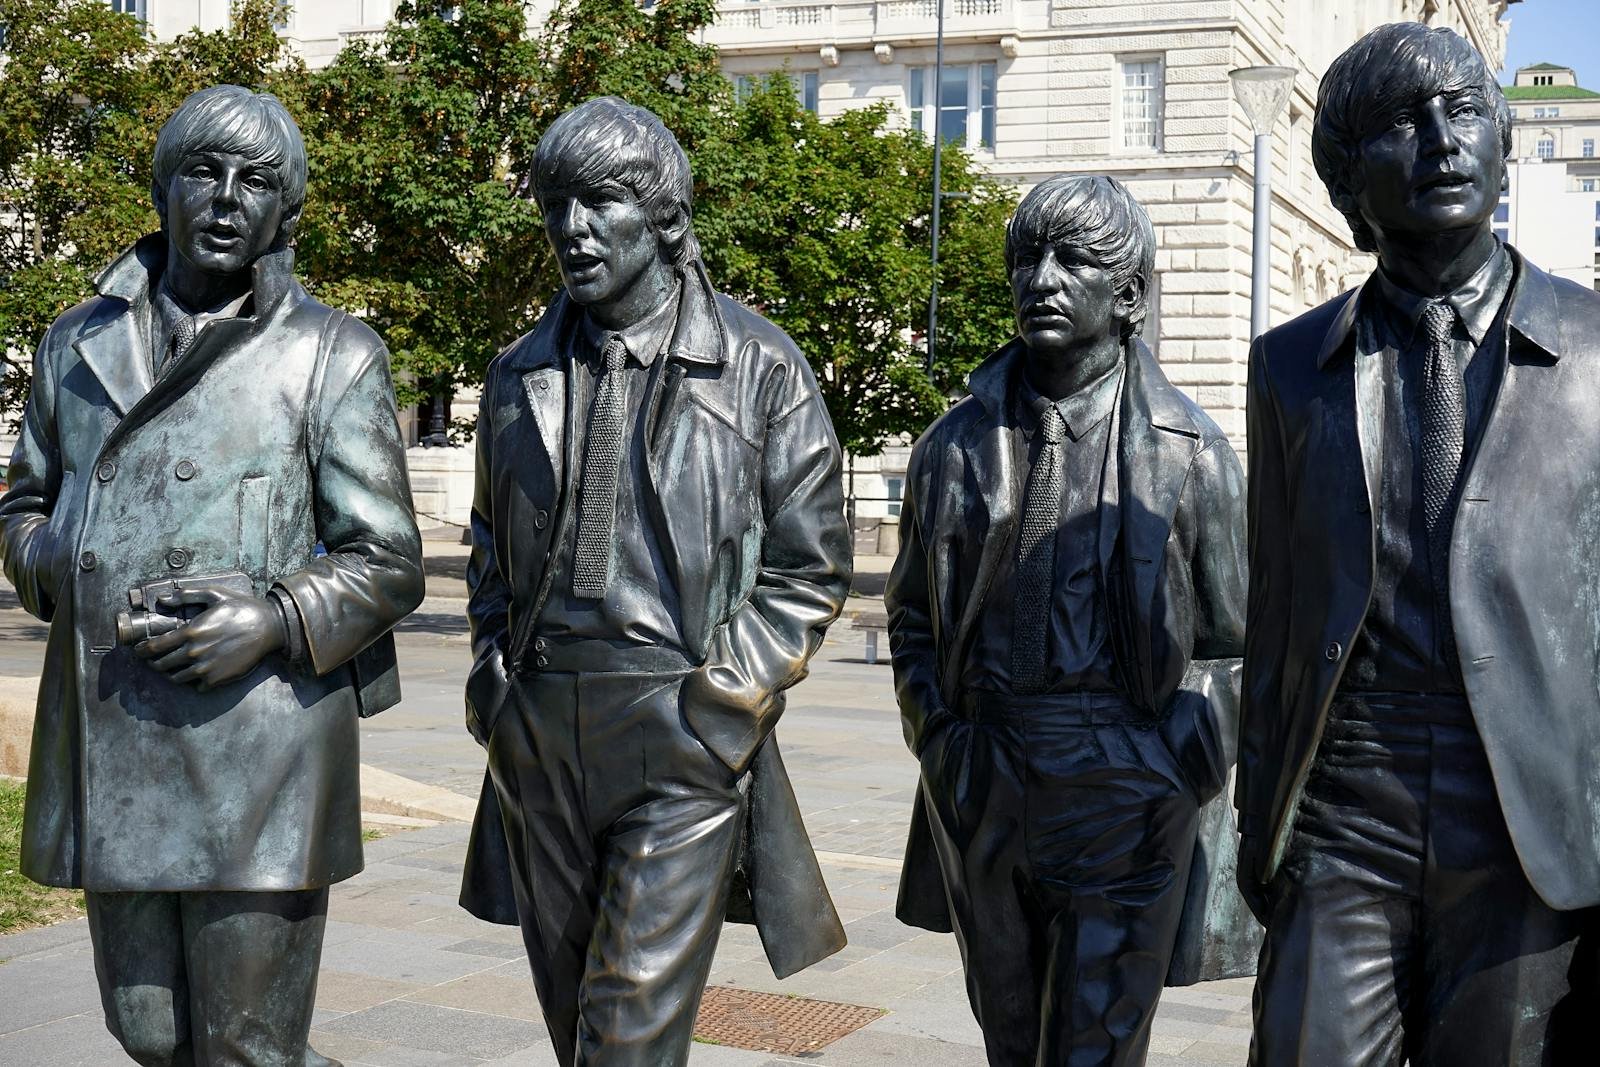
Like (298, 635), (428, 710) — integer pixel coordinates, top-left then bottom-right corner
(168, 315), (197, 368)
(1420, 301), (1464, 644)
(571, 336), (629, 599)
(1012, 405), (1067, 693)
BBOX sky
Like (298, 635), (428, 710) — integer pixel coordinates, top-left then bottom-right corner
(1498, 0), (1600, 80)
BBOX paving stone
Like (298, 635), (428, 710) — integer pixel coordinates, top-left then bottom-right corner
(317, 999), (545, 1060)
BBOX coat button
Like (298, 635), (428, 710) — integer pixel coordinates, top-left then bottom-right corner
(78, 551), (97, 571)
(95, 461), (117, 482)
(534, 637), (548, 651)
(538, 379), (550, 391)
(534, 509), (549, 529)
(536, 655), (549, 668)
(1324, 641), (1343, 662)
(166, 548), (191, 570)
(175, 460), (196, 481)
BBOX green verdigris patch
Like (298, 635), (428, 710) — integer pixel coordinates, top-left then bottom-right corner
(0, 779), (85, 934)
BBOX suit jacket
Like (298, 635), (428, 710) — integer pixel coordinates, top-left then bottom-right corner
(0, 235), (424, 891)
(1238, 246), (1600, 911)
(889, 338), (1259, 983)
(456, 262), (851, 979)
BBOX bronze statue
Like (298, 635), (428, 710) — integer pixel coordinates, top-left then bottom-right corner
(0, 85), (424, 1066)
(890, 175), (1254, 1066)
(456, 96), (851, 1066)
(1239, 23), (1600, 1062)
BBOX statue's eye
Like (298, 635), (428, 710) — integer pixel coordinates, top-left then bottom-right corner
(1390, 112), (1415, 130)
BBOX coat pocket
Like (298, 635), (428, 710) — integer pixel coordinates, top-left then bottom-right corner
(236, 475), (271, 590)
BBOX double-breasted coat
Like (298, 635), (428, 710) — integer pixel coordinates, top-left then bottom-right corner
(1239, 248), (1600, 912)
(456, 262), (852, 978)
(890, 338), (1261, 984)
(0, 235), (425, 892)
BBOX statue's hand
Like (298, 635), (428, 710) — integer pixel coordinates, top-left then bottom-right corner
(134, 587), (286, 690)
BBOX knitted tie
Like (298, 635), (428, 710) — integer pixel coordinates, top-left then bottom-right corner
(1011, 405), (1067, 693)
(571, 336), (629, 599)
(168, 315), (197, 367)
(1420, 301), (1464, 643)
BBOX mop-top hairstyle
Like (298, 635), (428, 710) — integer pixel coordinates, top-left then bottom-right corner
(151, 84), (307, 246)
(531, 96), (701, 268)
(1006, 174), (1156, 340)
(1313, 23), (1512, 253)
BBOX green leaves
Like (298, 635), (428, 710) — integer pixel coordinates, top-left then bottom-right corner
(2, 0), (1014, 456)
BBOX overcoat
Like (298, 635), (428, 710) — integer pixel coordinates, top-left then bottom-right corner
(456, 263), (851, 979)
(0, 235), (424, 892)
(1239, 247), (1600, 912)
(890, 338), (1261, 984)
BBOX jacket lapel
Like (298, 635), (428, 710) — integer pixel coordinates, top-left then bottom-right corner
(1117, 341), (1201, 703)
(938, 344), (1021, 705)
(1316, 285), (1382, 519)
(640, 263), (728, 646)
(74, 238), (162, 418)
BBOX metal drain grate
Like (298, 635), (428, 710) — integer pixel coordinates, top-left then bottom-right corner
(693, 985), (885, 1054)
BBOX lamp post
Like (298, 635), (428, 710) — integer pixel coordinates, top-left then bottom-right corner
(1229, 65), (1296, 340)
(926, 0), (946, 380)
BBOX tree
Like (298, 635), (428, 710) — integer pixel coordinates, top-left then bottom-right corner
(697, 75), (1015, 457)
(298, 0), (732, 429)
(0, 0), (299, 421)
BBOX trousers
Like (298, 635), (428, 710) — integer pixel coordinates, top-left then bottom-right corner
(1250, 693), (1599, 1066)
(921, 690), (1199, 1067)
(85, 887), (332, 1067)
(484, 664), (745, 1066)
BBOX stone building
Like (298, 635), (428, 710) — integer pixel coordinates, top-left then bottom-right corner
(1498, 63), (1600, 291)
(81, 1), (1519, 533)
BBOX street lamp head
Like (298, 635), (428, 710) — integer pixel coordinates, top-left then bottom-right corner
(1230, 65), (1297, 138)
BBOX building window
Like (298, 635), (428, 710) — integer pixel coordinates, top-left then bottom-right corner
(1583, 179), (1598, 192)
(799, 70), (818, 115)
(1585, 139), (1596, 158)
(909, 63), (997, 151)
(885, 477), (904, 518)
(1494, 202), (1509, 223)
(735, 72), (819, 114)
(1538, 136), (1555, 159)
(1550, 107), (1562, 117)
(1493, 226), (1508, 243)
(1594, 226), (1600, 248)
(1509, 107), (1518, 118)
(275, 1), (292, 31)
(108, 0), (146, 19)
(1118, 56), (1164, 152)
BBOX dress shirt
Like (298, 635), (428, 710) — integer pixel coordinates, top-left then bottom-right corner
(1345, 244), (1514, 692)
(536, 285), (686, 650)
(961, 359), (1124, 695)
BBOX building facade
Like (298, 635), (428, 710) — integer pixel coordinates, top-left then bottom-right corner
(1499, 63), (1600, 291)
(88, 0), (1518, 533)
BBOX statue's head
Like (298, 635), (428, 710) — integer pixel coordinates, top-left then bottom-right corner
(531, 97), (697, 316)
(152, 84), (307, 278)
(1005, 174), (1154, 364)
(1313, 23), (1510, 256)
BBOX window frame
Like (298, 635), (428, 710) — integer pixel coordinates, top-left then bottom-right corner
(908, 62), (999, 153)
(1115, 54), (1165, 154)
(1537, 135), (1556, 160)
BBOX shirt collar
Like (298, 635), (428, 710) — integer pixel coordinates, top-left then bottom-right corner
(1018, 360), (1124, 442)
(581, 283), (681, 367)
(1372, 242), (1512, 347)
(154, 275), (252, 327)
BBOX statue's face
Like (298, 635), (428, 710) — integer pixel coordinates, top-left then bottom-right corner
(541, 179), (665, 312)
(1010, 240), (1123, 360)
(164, 150), (285, 277)
(1353, 87), (1502, 245)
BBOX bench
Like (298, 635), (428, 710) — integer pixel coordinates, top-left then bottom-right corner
(849, 610), (890, 665)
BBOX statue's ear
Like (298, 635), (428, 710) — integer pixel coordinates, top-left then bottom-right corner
(1115, 271), (1147, 325)
(276, 203), (303, 247)
(655, 203), (690, 256)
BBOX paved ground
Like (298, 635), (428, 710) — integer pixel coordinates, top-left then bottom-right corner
(0, 539), (1254, 1065)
